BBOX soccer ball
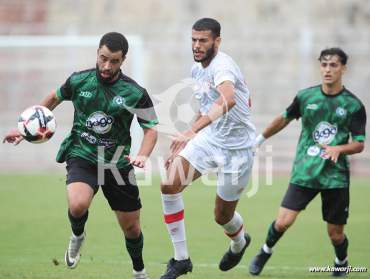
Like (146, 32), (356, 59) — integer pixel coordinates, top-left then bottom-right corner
(17, 105), (56, 143)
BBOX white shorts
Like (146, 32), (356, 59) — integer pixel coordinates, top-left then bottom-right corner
(179, 135), (253, 201)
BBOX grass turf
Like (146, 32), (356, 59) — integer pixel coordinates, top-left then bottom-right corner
(0, 173), (369, 278)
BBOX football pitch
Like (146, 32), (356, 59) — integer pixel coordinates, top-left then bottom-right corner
(0, 173), (369, 279)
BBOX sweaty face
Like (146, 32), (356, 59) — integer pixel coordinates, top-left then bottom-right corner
(96, 45), (124, 83)
(192, 30), (218, 64)
(319, 55), (346, 86)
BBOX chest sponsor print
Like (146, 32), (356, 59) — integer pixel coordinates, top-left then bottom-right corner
(312, 121), (337, 145)
(86, 111), (114, 134)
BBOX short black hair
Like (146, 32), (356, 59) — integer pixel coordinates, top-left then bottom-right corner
(99, 32), (129, 56)
(318, 47), (348, 65)
(192, 18), (221, 38)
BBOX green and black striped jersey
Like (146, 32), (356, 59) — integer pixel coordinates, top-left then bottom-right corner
(283, 85), (366, 189)
(56, 68), (158, 168)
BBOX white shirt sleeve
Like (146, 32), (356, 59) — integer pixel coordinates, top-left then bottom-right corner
(212, 58), (236, 86)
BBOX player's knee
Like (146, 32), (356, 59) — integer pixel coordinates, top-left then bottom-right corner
(69, 201), (89, 217)
(275, 218), (293, 232)
(214, 209), (233, 225)
(123, 223), (141, 238)
(161, 181), (181, 194)
(328, 231), (345, 245)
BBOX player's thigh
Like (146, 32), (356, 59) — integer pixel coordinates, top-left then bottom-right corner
(281, 183), (319, 211)
(321, 187), (349, 225)
(278, 184), (319, 229)
(216, 148), (253, 202)
(67, 182), (94, 209)
(65, 158), (97, 212)
(101, 165), (142, 213)
(161, 156), (202, 194)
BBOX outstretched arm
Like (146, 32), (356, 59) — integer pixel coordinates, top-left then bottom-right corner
(255, 114), (292, 147)
(41, 90), (62, 110)
(3, 91), (62, 145)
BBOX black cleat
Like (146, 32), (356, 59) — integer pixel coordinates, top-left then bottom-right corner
(219, 233), (251, 271)
(332, 261), (348, 277)
(249, 248), (272, 275)
(160, 258), (193, 279)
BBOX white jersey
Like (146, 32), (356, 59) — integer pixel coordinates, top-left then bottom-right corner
(191, 51), (256, 149)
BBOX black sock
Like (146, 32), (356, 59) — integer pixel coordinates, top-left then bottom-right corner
(265, 220), (284, 248)
(68, 210), (88, 236)
(333, 235), (348, 262)
(125, 232), (144, 272)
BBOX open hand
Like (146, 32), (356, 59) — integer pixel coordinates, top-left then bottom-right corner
(3, 128), (24, 145)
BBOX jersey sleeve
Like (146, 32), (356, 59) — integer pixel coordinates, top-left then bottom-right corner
(283, 96), (301, 119)
(350, 105), (366, 142)
(134, 90), (159, 129)
(56, 76), (73, 101)
(213, 58), (237, 86)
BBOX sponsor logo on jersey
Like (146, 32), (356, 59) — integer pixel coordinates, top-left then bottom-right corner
(113, 96), (126, 106)
(307, 145), (320, 156)
(79, 91), (93, 98)
(80, 132), (116, 148)
(336, 107), (347, 117)
(306, 103), (318, 110)
(86, 111), (114, 134)
(319, 149), (330, 160)
(312, 121), (337, 145)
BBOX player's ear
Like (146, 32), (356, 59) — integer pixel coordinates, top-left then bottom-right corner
(215, 36), (221, 47)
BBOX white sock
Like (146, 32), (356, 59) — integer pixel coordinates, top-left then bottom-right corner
(263, 243), (273, 254)
(161, 193), (188, 260)
(335, 257), (348, 265)
(222, 212), (246, 253)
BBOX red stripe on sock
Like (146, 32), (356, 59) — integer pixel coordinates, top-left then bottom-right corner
(225, 224), (244, 238)
(164, 210), (184, 224)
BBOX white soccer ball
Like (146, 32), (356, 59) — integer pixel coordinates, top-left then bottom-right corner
(17, 105), (56, 143)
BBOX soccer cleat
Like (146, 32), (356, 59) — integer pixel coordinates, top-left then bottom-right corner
(133, 268), (150, 279)
(219, 233), (251, 271)
(160, 258), (193, 279)
(332, 261), (348, 277)
(64, 231), (86, 269)
(249, 248), (272, 275)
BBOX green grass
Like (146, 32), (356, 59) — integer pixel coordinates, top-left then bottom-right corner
(0, 173), (369, 278)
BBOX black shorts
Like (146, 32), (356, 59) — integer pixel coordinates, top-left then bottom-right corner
(281, 183), (349, 225)
(65, 157), (142, 212)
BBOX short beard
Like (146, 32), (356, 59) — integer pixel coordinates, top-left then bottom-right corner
(96, 64), (120, 83)
(193, 43), (216, 64)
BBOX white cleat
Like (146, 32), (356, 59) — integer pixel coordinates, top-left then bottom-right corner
(64, 232), (86, 269)
(133, 268), (149, 279)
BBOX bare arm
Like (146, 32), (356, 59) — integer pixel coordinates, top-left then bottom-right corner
(170, 81), (235, 155)
(254, 114), (293, 147)
(41, 90), (62, 111)
(127, 127), (158, 168)
(190, 80), (235, 133)
(322, 141), (364, 163)
(262, 114), (292, 139)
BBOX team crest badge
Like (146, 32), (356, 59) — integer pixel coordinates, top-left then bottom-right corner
(336, 107), (347, 117)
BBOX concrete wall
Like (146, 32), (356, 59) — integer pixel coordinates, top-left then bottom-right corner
(0, 0), (369, 174)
